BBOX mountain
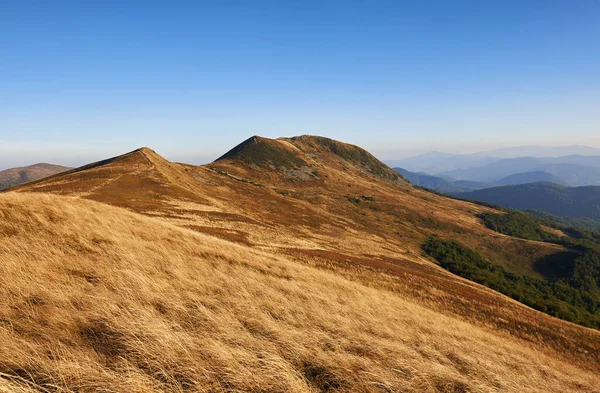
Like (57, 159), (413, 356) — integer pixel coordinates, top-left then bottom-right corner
(387, 151), (497, 174)
(394, 168), (567, 193)
(0, 163), (71, 190)
(543, 154), (600, 167)
(538, 163), (600, 186)
(3, 135), (600, 392)
(494, 171), (569, 186)
(391, 148), (600, 183)
(442, 158), (600, 186)
(394, 167), (489, 193)
(456, 182), (600, 223)
(441, 157), (545, 182)
(475, 145), (600, 158)
(216, 135), (310, 168)
(218, 135), (403, 183)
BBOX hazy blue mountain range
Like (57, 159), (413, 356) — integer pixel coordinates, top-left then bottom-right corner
(387, 152), (496, 174)
(395, 168), (571, 194)
(440, 159), (600, 186)
(455, 182), (600, 229)
(472, 145), (600, 159)
(389, 147), (600, 187)
(493, 171), (569, 186)
(393, 168), (489, 193)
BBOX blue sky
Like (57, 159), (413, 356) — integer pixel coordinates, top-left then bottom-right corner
(1, 1), (599, 168)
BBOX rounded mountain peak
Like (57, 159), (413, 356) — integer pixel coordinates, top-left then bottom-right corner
(215, 136), (308, 168)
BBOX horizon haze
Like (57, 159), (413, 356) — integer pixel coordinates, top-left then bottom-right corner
(2, 1), (599, 168)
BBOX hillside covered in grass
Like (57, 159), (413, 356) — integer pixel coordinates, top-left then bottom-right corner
(4, 135), (600, 391)
(423, 209), (600, 329)
(2, 193), (600, 392)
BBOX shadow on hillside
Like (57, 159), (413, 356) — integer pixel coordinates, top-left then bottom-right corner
(532, 251), (578, 280)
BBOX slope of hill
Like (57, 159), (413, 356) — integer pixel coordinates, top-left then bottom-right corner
(217, 135), (403, 183)
(494, 171), (569, 186)
(456, 182), (600, 223)
(2, 193), (599, 392)
(216, 135), (309, 168)
(4, 135), (600, 391)
(0, 163), (71, 190)
(11, 147), (213, 212)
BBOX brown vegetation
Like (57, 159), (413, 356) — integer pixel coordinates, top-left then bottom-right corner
(1, 193), (599, 392)
(3, 135), (600, 391)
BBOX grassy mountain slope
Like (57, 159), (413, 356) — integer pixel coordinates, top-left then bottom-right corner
(2, 193), (600, 392)
(0, 163), (71, 190)
(4, 135), (600, 391)
(10, 147), (213, 212)
(8, 136), (572, 298)
(216, 135), (402, 183)
(216, 135), (309, 168)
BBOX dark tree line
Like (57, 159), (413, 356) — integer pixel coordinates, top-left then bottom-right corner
(422, 223), (600, 329)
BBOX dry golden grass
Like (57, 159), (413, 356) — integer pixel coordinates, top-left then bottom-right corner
(1, 192), (599, 392)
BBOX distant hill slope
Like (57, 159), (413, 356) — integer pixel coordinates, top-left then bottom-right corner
(393, 167), (489, 193)
(456, 182), (600, 223)
(494, 171), (569, 186)
(0, 163), (71, 190)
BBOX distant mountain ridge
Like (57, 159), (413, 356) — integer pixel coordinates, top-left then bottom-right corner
(394, 168), (570, 193)
(393, 168), (489, 193)
(0, 163), (72, 190)
(440, 158), (600, 186)
(474, 145), (600, 159)
(391, 146), (600, 187)
(492, 171), (568, 186)
(455, 182), (600, 227)
(388, 152), (496, 174)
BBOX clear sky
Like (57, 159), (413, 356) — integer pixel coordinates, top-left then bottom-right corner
(1, 0), (599, 169)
